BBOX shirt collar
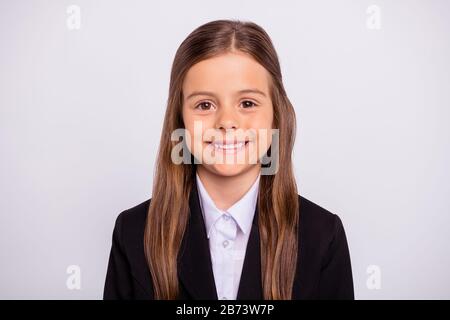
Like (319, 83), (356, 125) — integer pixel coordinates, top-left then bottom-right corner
(196, 172), (260, 238)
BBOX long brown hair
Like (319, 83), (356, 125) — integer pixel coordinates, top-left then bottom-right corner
(144, 19), (299, 300)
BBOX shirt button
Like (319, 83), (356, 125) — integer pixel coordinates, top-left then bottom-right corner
(223, 215), (230, 221)
(222, 240), (229, 248)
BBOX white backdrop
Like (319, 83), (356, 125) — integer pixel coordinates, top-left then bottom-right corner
(1, 0), (449, 299)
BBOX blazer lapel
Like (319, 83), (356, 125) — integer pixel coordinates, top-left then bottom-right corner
(178, 178), (218, 299)
(236, 201), (263, 300)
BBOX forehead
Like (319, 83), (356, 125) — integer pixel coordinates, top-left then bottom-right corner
(182, 51), (271, 96)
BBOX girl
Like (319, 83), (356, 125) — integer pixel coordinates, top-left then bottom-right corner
(104, 19), (354, 300)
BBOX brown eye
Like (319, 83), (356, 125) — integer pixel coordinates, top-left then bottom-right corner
(195, 101), (213, 111)
(241, 100), (257, 108)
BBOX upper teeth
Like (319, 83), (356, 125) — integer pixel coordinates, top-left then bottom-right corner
(213, 142), (245, 149)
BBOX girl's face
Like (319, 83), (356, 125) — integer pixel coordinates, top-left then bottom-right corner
(182, 51), (274, 177)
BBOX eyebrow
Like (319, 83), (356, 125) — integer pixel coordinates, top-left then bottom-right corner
(185, 89), (267, 100)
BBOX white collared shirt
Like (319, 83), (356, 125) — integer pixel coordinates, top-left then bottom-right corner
(195, 172), (260, 300)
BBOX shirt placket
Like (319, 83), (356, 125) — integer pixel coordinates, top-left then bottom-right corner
(211, 213), (237, 300)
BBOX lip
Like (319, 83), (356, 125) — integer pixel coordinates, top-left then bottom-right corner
(205, 139), (249, 144)
(204, 140), (250, 153)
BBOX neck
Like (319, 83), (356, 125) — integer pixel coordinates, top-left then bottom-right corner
(196, 165), (261, 211)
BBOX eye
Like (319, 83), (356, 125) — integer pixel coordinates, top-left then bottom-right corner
(194, 101), (214, 111)
(241, 100), (258, 108)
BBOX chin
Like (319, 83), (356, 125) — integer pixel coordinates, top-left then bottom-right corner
(206, 163), (255, 177)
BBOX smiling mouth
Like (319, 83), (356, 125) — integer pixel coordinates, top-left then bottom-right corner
(204, 140), (250, 152)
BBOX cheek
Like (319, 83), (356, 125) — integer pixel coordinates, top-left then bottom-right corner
(247, 113), (273, 134)
(181, 111), (195, 152)
(183, 118), (214, 154)
(248, 112), (274, 152)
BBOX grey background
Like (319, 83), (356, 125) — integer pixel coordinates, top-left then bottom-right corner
(1, 0), (449, 299)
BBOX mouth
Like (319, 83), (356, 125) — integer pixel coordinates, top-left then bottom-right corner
(204, 140), (250, 153)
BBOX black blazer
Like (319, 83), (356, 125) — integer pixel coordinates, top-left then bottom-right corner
(103, 179), (354, 300)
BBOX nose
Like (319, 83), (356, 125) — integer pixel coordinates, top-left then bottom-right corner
(215, 107), (239, 131)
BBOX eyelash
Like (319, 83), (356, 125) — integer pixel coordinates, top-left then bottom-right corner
(194, 100), (258, 110)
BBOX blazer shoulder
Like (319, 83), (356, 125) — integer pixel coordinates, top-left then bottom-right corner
(297, 195), (354, 299)
(298, 195), (346, 245)
(118, 198), (151, 223)
(105, 199), (154, 299)
(114, 198), (152, 245)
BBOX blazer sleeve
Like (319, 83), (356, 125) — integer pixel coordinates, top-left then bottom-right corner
(318, 214), (354, 299)
(103, 211), (134, 299)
